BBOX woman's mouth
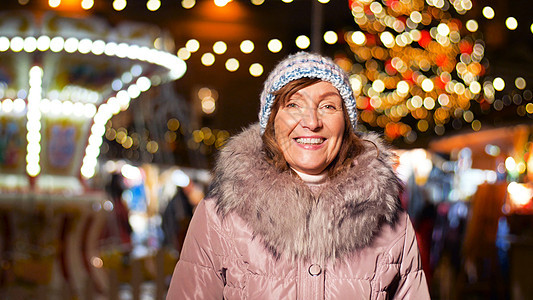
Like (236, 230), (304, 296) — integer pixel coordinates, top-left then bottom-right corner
(295, 137), (325, 145)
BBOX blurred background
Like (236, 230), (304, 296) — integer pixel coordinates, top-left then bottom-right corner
(0, 0), (532, 299)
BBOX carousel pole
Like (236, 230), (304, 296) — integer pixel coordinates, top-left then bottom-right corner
(311, 0), (323, 54)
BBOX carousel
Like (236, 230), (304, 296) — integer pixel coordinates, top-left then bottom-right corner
(0, 10), (186, 298)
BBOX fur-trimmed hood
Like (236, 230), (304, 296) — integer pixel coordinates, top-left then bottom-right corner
(210, 124), (402, 263)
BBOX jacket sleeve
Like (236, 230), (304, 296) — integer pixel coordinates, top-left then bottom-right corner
(166, 199), (226, 299)
(393, 214), (431, 299)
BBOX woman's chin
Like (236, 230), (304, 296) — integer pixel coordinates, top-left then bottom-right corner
(291, 165), (327, 176)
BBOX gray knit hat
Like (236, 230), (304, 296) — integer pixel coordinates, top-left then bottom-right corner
(259, 52), (357, 134)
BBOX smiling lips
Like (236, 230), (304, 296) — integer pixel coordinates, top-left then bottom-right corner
(294, 137), (326, 146)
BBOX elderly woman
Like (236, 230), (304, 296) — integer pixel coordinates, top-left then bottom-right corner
(167, 52), (430, 299)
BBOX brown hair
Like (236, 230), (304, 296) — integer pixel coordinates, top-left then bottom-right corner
(262, 78), (364, 177)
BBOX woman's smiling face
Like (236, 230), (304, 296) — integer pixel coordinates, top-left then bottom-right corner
(274, 81), (345, 175)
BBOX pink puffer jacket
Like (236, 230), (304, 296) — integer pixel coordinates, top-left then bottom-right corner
(167, 125), (430, 299)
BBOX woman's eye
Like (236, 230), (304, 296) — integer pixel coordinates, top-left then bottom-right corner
(322, 104), (337, 110)
(286, 103), (298, 108)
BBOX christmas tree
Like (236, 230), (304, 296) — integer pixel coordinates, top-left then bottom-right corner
(345, 0), (485, 143)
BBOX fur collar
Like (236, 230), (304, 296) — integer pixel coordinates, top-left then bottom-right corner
(210, 124), (402, 263)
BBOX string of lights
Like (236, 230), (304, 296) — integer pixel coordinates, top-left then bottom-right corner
(4, 0), (533, 166)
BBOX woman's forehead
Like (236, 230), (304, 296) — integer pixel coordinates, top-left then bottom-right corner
(289, 82), (342, 99)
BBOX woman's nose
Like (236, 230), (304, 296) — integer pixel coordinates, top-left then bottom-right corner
(300, 106), (322, 130)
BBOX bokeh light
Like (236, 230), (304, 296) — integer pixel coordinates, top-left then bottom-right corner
(482, 6), (495, 19)
(48, 0), (60, 8)
(515, 77), (526, 90)
(113, 0), (127, 11)
(182, 0), (195, 8)
(146, 0), (161, 11)
(493, 77), (505, 91)
(351, 31), (366, 45)
(295, 35), (310, 49)
(240, 40), (254, 54)
(214, 0), (231, 7)
(177, 47), (191, 60)
(213, 41), (227, 55)
(324, 31), (338, 44)
(225, 58), (239, 72)
(186, 39), (200, 53)
(249, 63), (263, 77)
(268, 39), (282, 53)
(81, 0), (94, 10)
(465, 20), (478, 32)
(201, 52), (215, 66)
(506, 17), (518, 30)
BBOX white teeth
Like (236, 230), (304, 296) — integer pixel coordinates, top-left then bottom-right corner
(295, 138), (324, 145)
